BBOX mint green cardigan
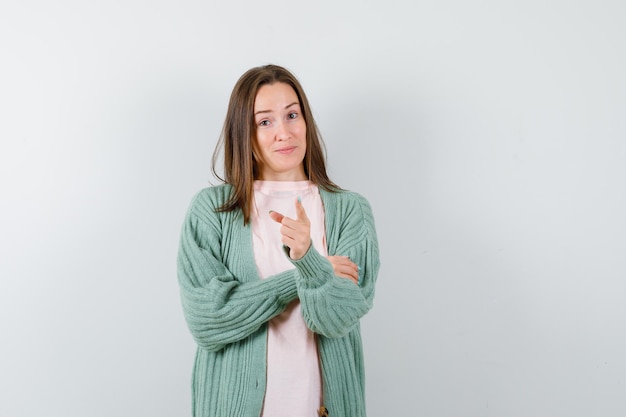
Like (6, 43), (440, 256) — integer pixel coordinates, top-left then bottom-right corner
(177, 184), (380, 417)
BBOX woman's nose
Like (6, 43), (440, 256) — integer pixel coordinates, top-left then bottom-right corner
(275, 121), (290, 140)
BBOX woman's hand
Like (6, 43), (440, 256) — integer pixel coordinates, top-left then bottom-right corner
(269, 198), (359, 285)
(326, 256), (359, 285)
(269, 198), (311, 260)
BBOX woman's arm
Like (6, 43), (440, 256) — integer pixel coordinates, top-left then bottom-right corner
(272, 192), (380, 338)
(177, 192), (298, 352)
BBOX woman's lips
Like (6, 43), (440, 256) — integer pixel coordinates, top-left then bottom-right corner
(275, 146), (296, 154)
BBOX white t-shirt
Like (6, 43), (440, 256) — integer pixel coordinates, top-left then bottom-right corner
(251, 180), (327, 417)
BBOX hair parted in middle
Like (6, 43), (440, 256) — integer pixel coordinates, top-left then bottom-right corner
(212, 64), (340, 224)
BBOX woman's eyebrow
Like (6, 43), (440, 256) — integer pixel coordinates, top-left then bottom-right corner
(254, 102), (300, 116)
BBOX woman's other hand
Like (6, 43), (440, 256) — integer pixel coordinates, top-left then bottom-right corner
(269, 197), (311, 260)
(326, 256), (359, 285)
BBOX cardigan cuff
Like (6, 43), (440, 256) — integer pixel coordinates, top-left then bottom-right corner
(289, 244), (333, 288)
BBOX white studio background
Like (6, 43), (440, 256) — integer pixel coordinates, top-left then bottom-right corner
(1, 0), (625, 416)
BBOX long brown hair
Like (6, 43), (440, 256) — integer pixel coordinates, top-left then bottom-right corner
(212, 64), (340, 224)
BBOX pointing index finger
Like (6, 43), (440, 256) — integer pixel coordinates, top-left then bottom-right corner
(295, 196), (309, 222)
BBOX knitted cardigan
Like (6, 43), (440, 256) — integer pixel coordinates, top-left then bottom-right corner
(177, 184), (380, 417)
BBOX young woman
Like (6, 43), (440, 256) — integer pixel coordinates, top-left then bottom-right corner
(177, 64), (380, 417)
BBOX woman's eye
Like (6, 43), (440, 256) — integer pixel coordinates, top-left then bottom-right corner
(288, 112), (298, 119)
(259, 120), (270, 126)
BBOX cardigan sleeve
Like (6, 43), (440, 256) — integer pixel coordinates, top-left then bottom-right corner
(177, 191), (298, 352)
(291, 192), (380, 338)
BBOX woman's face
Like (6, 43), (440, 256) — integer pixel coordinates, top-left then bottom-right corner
(253, 82), (307, 181)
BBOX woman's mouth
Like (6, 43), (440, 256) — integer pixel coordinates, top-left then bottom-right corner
(276, 146), (296, 154)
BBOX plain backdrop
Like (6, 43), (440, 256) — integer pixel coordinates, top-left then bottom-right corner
(1, 0), (625, 416)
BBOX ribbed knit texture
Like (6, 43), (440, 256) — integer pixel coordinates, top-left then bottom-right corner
(177, 184), (380, 417)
